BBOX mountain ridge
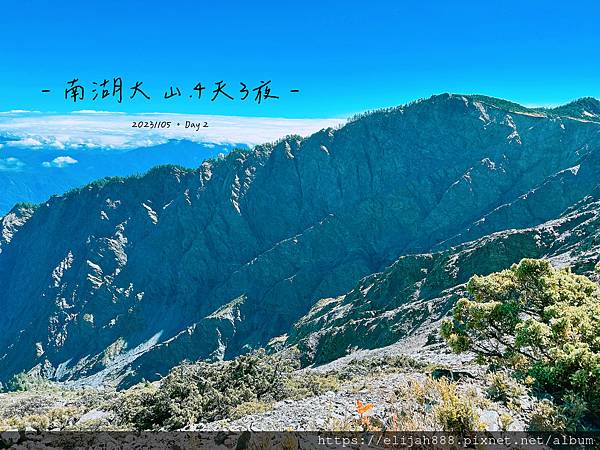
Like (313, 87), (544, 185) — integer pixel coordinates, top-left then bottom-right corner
(288, 188), (600, 365)
(0, 140), (239, 215)
(454, 93), (600, 121)
(3, 92), (598, 219)
(1, 93), (600, 387)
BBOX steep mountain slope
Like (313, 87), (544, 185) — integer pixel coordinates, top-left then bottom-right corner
(288, 190), (600, 365)
(466, 95), (600, 121)
(1, 93), (600, 386)
(547, 97), (600, 120)
(0, 140), (236, 215)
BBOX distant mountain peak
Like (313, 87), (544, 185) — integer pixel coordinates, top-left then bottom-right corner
(548, 97), (600, 119)
(451, 93), (600, 121)
(458, 94), (536, 114)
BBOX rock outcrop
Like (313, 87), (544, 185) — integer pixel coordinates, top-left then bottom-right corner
(289, 191), (600, 364)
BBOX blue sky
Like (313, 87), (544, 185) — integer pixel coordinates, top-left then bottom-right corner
(1, 0), (599, 118)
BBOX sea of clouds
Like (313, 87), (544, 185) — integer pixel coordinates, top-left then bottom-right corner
(0, 111), (345, 150)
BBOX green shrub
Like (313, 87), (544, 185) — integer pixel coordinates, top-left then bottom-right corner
(338, 355), (422, 380)
(113, 382), (161, 430)
(441, 259), (600, 426)
(283, 372), (341, 400)
(529, 395), (589, 432)
(433, 379), (481, 432)
(528, 399), (567, 431)
(114, 350), (295, 430)
(498, 413), (514, 431)
(4, 372), (52, 392)
(486, 371), (524, 406)
(1, 406), (79, 431)
(230, 400), (273, 419)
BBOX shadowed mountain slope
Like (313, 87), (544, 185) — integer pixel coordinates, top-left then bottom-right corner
(288, 190), (600, 365)
(1, 93), (600, 386)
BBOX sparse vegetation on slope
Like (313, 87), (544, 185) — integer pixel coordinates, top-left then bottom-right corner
(113, 349), (343, 430)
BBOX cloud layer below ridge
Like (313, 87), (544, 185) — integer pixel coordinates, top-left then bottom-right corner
(0, 111), (345, 150)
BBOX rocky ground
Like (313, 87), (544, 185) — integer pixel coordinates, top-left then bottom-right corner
(196, 327), (530, 432)
(0, 326), (535, 432)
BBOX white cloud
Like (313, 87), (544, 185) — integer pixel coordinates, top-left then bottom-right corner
(0, 157), (25, 171)
(42, 156), (78, 168)
(0, 110), (37, 115)
(0, 112), (345, 150)
(72, 110), (126, 114)
(7, 137), (45, 148)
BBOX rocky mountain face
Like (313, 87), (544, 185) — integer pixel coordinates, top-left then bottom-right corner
(1, 94), (599, 387)
(0, 140), (235, 215)
(288, 190), (600, 365)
